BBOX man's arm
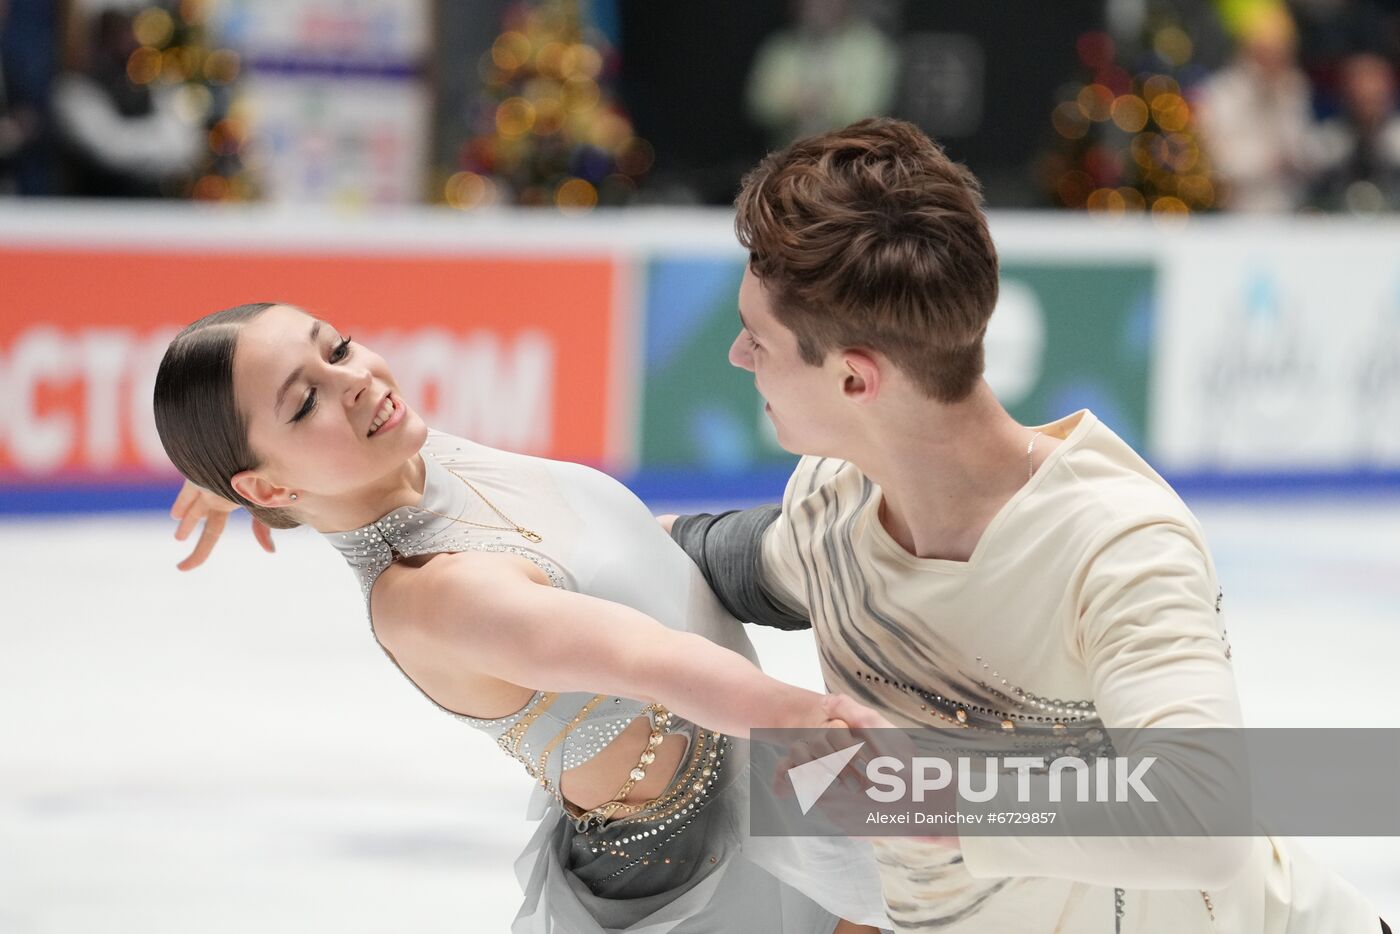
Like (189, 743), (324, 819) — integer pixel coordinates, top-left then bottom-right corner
(669, 506), (812, 631)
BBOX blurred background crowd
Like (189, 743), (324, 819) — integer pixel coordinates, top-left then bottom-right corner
(2, 0), (1398, 214)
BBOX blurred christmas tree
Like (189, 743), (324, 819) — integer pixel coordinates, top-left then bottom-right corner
(127, 0), (254, 200)
(447, 0), (652, 212)
(1039, 4), (1222, 218)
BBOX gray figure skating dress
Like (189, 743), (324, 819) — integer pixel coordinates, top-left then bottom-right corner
(323, 429), (888, 933)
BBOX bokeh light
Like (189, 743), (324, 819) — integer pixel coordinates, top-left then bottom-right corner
(1152, 27), (1194, 66)
(533, 97), (566, 136)
(1151, 195), (1189, 216)
(561, 43), (604, 80)
(1111, 95), (1149, 133)
(1178, 174), (1215, 207)
(1055, 170), (1094, 207)
(126, 47), (162, 85)
(555, 177), (598, 214)
(178, 0), (208, 26)
(1116, 186), (1147, 211)
(1053, 101), (1090, 139)
(1141, 74), (1181, 104)
(563, 77), (601, 113)
(445, 171), (494, 210)
(496, 97), (537, 138)
(133, 8), (175, 48)
(204, 50), (241, 85)
(1151, 94), (1192, 133)
(1076, 31), (1115, 70)
(536, 41), (567, 79)
(492, 31), (532, 73)
(1076, 84), (1115, 122)
(192, 174), (230, 200)
(1086, 187), (1127, 214)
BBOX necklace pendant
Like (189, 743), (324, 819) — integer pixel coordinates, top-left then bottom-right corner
(519, 528), (544, 543)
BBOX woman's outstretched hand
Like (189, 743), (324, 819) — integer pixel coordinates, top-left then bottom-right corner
(169, 478), (275, 570)
(823, 693), (896, 731)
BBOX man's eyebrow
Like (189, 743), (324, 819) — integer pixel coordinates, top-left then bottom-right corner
(738, 307), (758, 337)
(274, 320), (322, 416)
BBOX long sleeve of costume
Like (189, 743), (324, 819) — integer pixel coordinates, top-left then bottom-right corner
(669, 507), (811, 631)
(956, 519), (1253, 889)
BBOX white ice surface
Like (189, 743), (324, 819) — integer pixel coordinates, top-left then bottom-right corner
(1, 496), (1396, 932)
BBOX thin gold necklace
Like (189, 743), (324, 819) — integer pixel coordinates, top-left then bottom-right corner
(417, 465), (543, 543)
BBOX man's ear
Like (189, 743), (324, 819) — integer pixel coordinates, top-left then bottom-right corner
(231, 469), (292, 509)
(840, 349), (882, 404)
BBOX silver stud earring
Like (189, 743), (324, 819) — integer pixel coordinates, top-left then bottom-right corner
(289, 493), (298, 502)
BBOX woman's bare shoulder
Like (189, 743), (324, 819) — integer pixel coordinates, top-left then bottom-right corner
(368, 553), (541, 714)
(369, 550), (547, 644)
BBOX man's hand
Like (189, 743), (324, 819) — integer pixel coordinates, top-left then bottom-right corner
(169, 479), (275, 570)
(656, 514), (678, 534)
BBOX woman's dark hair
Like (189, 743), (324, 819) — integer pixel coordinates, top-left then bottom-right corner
(153, 302), (301, 530)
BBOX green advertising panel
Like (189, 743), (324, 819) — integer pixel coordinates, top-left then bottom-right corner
(987, 262), (1155, 451)
(639, 257), (1155, 472)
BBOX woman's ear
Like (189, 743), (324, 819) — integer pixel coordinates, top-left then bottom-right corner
(230, 469), (293, 509)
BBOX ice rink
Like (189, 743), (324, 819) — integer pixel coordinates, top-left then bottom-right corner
(3, 494), (1398, 932)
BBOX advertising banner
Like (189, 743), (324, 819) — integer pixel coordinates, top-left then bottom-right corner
(0, 247), (618, 492)
(988, 262), (1155, 451)
(214, 0), (432, 204)
(1154, 233), (1400, 472)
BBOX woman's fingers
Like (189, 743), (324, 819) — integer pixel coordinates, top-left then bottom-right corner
(826, 693), (895, 731)
(170, 480), (201, 520)
(252, 518), (276, 554)
(173, 502), (205, 542)
(177, 509), (228, 572)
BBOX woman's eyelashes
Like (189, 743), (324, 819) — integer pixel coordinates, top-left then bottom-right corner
(290, 336), (354, 423)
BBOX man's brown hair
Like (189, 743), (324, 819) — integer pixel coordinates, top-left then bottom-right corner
(735, 117), (999, 402)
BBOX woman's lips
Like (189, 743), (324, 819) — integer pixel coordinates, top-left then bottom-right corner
(369, 394), (406, 437)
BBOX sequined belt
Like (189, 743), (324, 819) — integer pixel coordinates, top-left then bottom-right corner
(574, 727), (731, 889)
(571, 726), (729, 833)
(564, 704), (683, 829)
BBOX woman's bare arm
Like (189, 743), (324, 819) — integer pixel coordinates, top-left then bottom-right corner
(373, 550), (852, 737)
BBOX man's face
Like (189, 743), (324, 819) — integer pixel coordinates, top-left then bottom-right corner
(729, 265), (848, 457)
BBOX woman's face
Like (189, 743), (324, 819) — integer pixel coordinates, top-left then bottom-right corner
(232, 304), (427, 504)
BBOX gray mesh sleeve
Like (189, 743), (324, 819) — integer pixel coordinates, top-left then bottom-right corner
(669, 506), (811, 631)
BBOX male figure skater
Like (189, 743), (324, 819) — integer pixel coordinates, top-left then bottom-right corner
(664, 118), (1383, 933)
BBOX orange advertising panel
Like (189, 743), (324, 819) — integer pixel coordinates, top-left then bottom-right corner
(0, 248), (618, 481)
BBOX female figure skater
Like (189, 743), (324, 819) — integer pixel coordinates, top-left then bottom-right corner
(154, 302), (887, 934)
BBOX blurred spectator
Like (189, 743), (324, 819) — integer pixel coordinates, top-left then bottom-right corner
(1291, 0), (1400, 95)
(51, 8), (201, 197)
(745, 0), (899, 150)
(1308, 52), (1400, 210)
(1196, 3), (1319, 211)
(0, 0), (51, 195)
(0, 8), (30, 194)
